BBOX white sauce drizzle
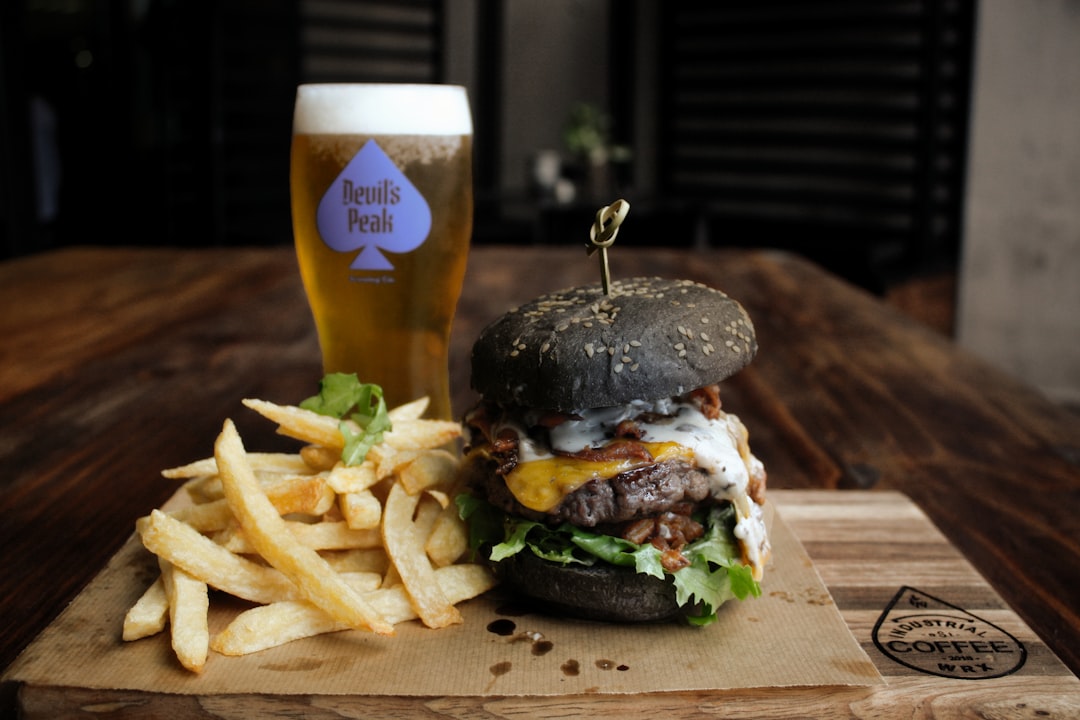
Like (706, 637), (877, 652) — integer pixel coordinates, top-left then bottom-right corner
(502, 398), (771, 577)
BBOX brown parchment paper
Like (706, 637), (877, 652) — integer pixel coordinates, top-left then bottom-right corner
(4, 497), (882, 697)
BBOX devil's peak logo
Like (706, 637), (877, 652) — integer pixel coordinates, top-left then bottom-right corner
(316, 139), (432, 271)
(872, 586), (1026, 680)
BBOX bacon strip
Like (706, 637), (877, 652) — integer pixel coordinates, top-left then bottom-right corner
(686, 384), (722, 420)
(615, 510), (705, 572)
(557, 438), (653, 463)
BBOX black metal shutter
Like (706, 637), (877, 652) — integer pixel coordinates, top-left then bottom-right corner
(217, 0), (445, 245)
(657, 0), (975, 291)
(298, 0), (444, 83)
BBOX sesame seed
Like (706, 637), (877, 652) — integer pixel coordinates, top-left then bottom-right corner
(630, 340), (642, 347)
(630, 363), (640, 372)
(701, 332), (711, 342)
(674, 342), (685, 350)
(510, 350), (520, 357)
(678, 349), (687, 358)
(614, 363), (624, 373)
(621, 355), (633, 363)
(541, 342), (550, 353)
(584, 343), (595, 358)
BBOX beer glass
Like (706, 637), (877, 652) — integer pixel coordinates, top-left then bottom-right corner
(291, 84), (473, 420)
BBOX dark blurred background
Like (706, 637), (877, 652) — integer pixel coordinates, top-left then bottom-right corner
(7, 0), (1080, 407)
(1, 0), (975, 298)
(4, 0), (1078, 411)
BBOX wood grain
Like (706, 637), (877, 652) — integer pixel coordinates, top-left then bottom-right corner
(13, 491), (1080, 719)
(2, 246), (1079, 717)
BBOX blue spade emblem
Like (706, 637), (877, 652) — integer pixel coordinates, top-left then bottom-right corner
(316, 139), (432, 270)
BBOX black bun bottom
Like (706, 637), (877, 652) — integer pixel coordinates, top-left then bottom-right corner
(494, 550), (681, 623)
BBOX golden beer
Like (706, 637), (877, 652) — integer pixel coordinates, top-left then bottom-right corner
(291, 84), (473, 419)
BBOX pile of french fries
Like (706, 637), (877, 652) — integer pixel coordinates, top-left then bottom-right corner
(122, 395), (496, 673)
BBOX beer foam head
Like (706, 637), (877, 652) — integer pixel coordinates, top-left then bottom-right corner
(293, 84), (472, 135)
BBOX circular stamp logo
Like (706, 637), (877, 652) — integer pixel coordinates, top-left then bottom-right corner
(872, 586), (1026, 680)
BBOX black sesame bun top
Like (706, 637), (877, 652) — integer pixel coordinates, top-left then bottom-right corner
(470, 277), (757, 411)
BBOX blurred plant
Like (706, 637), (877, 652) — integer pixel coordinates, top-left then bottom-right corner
(562, 103), (631, 167)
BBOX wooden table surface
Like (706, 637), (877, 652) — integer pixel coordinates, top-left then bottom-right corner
(2, 244), (1079, 714)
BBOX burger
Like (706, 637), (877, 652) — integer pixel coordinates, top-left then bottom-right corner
(456, 276), (771, 625)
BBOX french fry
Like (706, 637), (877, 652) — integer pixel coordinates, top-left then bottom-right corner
(159, 558), (210, 673)
(128, 386), (500, 673)
(387, 396), (429, 422)
(217, 520), (382, 554)
(168, 500), (234, 533)
(215, 420), (394, 636)
(122, 576), (169, 641)
(370, 447), (423, 480)
(300, 444), (340, 471)
(212, 564), (495, 656)
(327, 461), (379, 494)
(368, 422), (461, 479)
(211, 571), (382, 656)
(181, 470), (327, 506)
(339, 489), (382, 530)
(181, 475), (221, 504)
(425, 489), (451, 509)
(398, 449), (459, 495)
(432, 564), (497, 608)
(382, 481), (461, 628)
(381, 562), (402, 589)
(264, 473), (336, 516)
(289, 520), (381, 550)
(381, 418), (461, 452)
(211, 599), (337, 657)
(425, 503), (470, 567)
(321, 547), (390, 576)
(241, 399), (346, 448)
(414, 494), (444, 539)
(163, 452), (315, 479)
(137, 509), (300, 604)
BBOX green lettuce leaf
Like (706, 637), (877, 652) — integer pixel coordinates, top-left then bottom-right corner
(455, 492), (761, 625)
(299, 373), (391, 465)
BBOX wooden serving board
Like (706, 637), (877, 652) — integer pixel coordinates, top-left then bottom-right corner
(10, 490), (1080, 719)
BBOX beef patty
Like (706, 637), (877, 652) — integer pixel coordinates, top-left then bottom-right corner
(462, 453), (713, 528)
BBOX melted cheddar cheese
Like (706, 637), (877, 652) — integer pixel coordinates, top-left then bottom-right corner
(504, 441), (693, 513)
